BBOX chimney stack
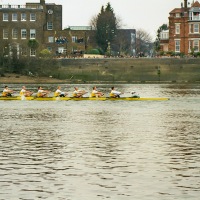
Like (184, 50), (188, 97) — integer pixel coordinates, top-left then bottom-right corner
(184, 0), (188, 8)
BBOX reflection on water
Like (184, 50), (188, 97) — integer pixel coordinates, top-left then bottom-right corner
(0, 84), (200, 200)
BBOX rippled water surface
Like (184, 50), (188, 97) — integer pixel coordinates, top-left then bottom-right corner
(0, 84), (200, 200)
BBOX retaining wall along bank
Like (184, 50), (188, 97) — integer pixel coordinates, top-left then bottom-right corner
(54, 58), (200, 83)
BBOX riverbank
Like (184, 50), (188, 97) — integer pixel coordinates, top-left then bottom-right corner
(0, 73), (64, 84)
(0, 72), (200, 84)
(1, 58), (200, 84)
(0, 73), (199, 84)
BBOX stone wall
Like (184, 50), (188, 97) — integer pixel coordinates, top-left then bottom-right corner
(52, 58), (200, 83)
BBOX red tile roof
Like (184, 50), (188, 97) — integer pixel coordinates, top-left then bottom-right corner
(170, 8), (189, 14)
(192, 1), (200, 7)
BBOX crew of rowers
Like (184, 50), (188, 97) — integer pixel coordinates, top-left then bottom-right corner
(2, 85), (139, 98)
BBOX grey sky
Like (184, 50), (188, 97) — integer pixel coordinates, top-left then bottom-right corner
(2, 0), (184, 38)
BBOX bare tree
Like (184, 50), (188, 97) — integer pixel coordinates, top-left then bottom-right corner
(136, 29), (153, 56)
(116, 15), (124, 29)
(89, 15), (98, 30)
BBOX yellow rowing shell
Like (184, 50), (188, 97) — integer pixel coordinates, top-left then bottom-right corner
(0, 96), (170, 101)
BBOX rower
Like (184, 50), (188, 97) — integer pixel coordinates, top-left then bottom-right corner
(2, 86), (14, 97)
(90, 86), (104, 97)
(20, 86), (33, 97)
(110, 87), (122, 98)
(54, 86), (67, 97)
(73, 87), (86, 98)
(37, 86), (50, 97)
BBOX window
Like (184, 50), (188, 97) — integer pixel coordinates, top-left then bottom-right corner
(175, 24), (180, 34)
(21, 13), (26, 21)
(72, 36), (77, 43)
(194, 40), (199, 52)
(58, 47), (64, 53)
(30, 13), (36, 21)
(175, 40), (180, 52)
(189, 24), (193, 33)
(160, 31), (169, 40)
(21, 29), (27, 39)
(21, 48), (27, 56)
(193, 12), (200, 20)
(3, 29), (8, 39)
(47, 22), (53, 30)
(176, 13), (180, 18)
(3, 13), (9, 21)
(30, 29), (36, 39)
(188, 40), (192, 53)
(3, 46), (9, 56)
(12, 13), (18, 21)
(12, 29), (18, 39)
(30, 49), (36, 56)
(48, 36), (54, 43)
(194, 24), (199, 33)
(9, 44), (20, 58)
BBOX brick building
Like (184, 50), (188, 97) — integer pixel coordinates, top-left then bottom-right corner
(0, 0), (136, 57)
(160, 0), (200, 55)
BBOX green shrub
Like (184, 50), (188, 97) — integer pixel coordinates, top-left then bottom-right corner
(159, 51), (164, 56)
(86, 49), (100, 55)
(39, 49), (52, 58)
(196, 52), (200, 57)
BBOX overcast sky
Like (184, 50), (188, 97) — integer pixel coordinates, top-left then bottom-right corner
(2, 0), (186, 39)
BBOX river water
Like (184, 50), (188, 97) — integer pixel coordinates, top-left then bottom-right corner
(0, 84), (200, 200)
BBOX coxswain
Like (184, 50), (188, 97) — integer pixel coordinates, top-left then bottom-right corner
(131, 91), (140, 98)
(2, 86), (14, 97)
(37, 86), (50, 97)
(20, 86), (33, 97)
(90, 86), (104, 97)
(110, 87), (122, 98)
(54, 86), (68, 97)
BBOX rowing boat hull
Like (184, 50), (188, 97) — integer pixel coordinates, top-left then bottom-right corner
(0, 96), (169, 101)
